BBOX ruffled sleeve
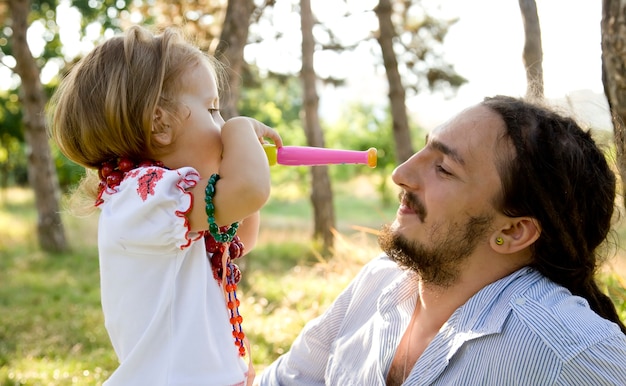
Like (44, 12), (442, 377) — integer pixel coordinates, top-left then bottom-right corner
(98, 166), (203, 252)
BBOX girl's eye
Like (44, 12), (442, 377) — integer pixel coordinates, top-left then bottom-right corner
(208, 108), (220, 114)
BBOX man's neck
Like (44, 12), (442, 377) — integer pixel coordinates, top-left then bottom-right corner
(415, 247), (532, 329)
(415, 267), (505, 330)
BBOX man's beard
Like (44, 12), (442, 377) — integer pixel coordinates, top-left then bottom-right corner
(378, 209), (493, 287)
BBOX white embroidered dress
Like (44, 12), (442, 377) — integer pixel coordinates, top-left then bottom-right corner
(97, 166), (247, 386)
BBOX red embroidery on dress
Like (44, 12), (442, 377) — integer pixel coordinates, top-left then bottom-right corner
(128, 168), (166, 201)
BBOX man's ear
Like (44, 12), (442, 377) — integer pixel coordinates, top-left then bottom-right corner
(152, 107), (173, 146)
(491, 217), (541, 254)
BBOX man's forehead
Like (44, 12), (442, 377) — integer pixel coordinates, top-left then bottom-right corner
(427, 105), (504, 165)
(431, 105), (502, 139)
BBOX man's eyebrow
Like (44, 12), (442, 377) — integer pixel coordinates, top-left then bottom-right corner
(426, 134), (466, 166)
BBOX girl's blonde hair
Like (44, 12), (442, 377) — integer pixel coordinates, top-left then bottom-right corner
(49, 25), (223, 207)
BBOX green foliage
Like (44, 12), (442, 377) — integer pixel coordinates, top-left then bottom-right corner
(0, 0), (129, 193)
(0, 87), (83, 189)
(0, 89), (28, 187)
(52, 144), (85, 191)
(239, 68), (305, 144)
(0, 91), (23, 141)
(325, 102), (396, 177)
(238, 70), (310, 189)
(323, 102), (397, 207)
(323, 101), (428, 206)
(0, 138), (28, 187)
(71, 0), (128, 32)
(601, 272), (626, 319)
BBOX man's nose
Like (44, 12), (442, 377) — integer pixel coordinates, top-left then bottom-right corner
(391, 151), (423, 190)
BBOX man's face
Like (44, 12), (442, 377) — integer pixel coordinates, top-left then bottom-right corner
(379, 104), (507, 286)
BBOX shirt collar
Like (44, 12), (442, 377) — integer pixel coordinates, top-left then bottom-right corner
(378, 259), (542, 336)
(450, 266), (542, 335)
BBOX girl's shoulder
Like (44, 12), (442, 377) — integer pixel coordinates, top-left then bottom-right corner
(98, 166), (203, 251)
(99, 166), (200, 204)
(124, 166), (200, 201)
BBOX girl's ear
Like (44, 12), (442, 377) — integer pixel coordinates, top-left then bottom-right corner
(491, 217), (541, 254)
(152, 107), (173, 146)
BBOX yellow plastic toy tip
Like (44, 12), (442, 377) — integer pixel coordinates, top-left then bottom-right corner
(367, 147), (377, 168)
(263, 143), (277, 166)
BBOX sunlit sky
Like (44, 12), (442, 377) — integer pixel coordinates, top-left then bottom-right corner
(439, 0), (602, 98)
(2, 0), (609, 130)
(301, 0), (607, 129)
(410, 0), (608, 129)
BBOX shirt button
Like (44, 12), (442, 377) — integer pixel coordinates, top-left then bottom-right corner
(515, 297), (526, 305)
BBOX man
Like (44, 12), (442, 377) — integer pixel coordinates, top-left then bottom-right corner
(258, 96), (626, 385)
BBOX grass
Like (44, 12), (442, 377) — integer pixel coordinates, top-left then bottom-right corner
(0, 184), (625, 385)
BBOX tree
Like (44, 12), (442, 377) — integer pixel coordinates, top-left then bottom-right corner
(1, 0), (136, 250)
(601, 0), (626, 203)
(374, 0), (413, 164)
(215, 0), (255, 119)
(300, 0), (335, 252)
(518, 0), (544, 100)
(7, 0), (67, 252)
(373, 0), (465, 164)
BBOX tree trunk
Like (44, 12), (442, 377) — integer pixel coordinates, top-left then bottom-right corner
(300, 0), (335, 252)
(8, 0), (67, 252)
(374, 0), (414, 164)
(601, 0), (626, 205)
(215, 0), (255, 120)
(518, 0), (544, 101)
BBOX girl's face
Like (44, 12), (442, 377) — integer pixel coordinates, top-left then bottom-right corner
(158, 61), (225, 175)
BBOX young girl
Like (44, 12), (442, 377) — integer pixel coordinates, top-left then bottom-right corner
(49, 25), (281, 386)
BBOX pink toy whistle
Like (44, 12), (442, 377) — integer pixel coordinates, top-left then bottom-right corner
(263, 144), (377, 168)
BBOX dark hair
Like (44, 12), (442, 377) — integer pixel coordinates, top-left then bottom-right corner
(483, 95), (625, 333)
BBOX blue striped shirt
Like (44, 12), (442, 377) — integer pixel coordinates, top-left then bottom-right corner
(259, 255), (626, 385)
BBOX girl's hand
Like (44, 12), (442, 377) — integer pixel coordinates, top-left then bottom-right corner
(227, 117), (283, 148)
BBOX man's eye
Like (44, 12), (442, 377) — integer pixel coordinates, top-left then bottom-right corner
(436, 165), (452, 176)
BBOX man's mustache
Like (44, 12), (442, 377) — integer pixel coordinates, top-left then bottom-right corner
(399, 191), (427, 222)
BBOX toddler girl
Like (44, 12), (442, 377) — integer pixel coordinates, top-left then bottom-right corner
(49, 25), (281, 386)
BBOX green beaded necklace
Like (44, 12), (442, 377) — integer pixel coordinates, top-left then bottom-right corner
(205, 174), (239, 242)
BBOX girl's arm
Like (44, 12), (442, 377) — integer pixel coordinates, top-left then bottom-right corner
(187, 117), (281, 232)
(236, 211), (260, 255)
